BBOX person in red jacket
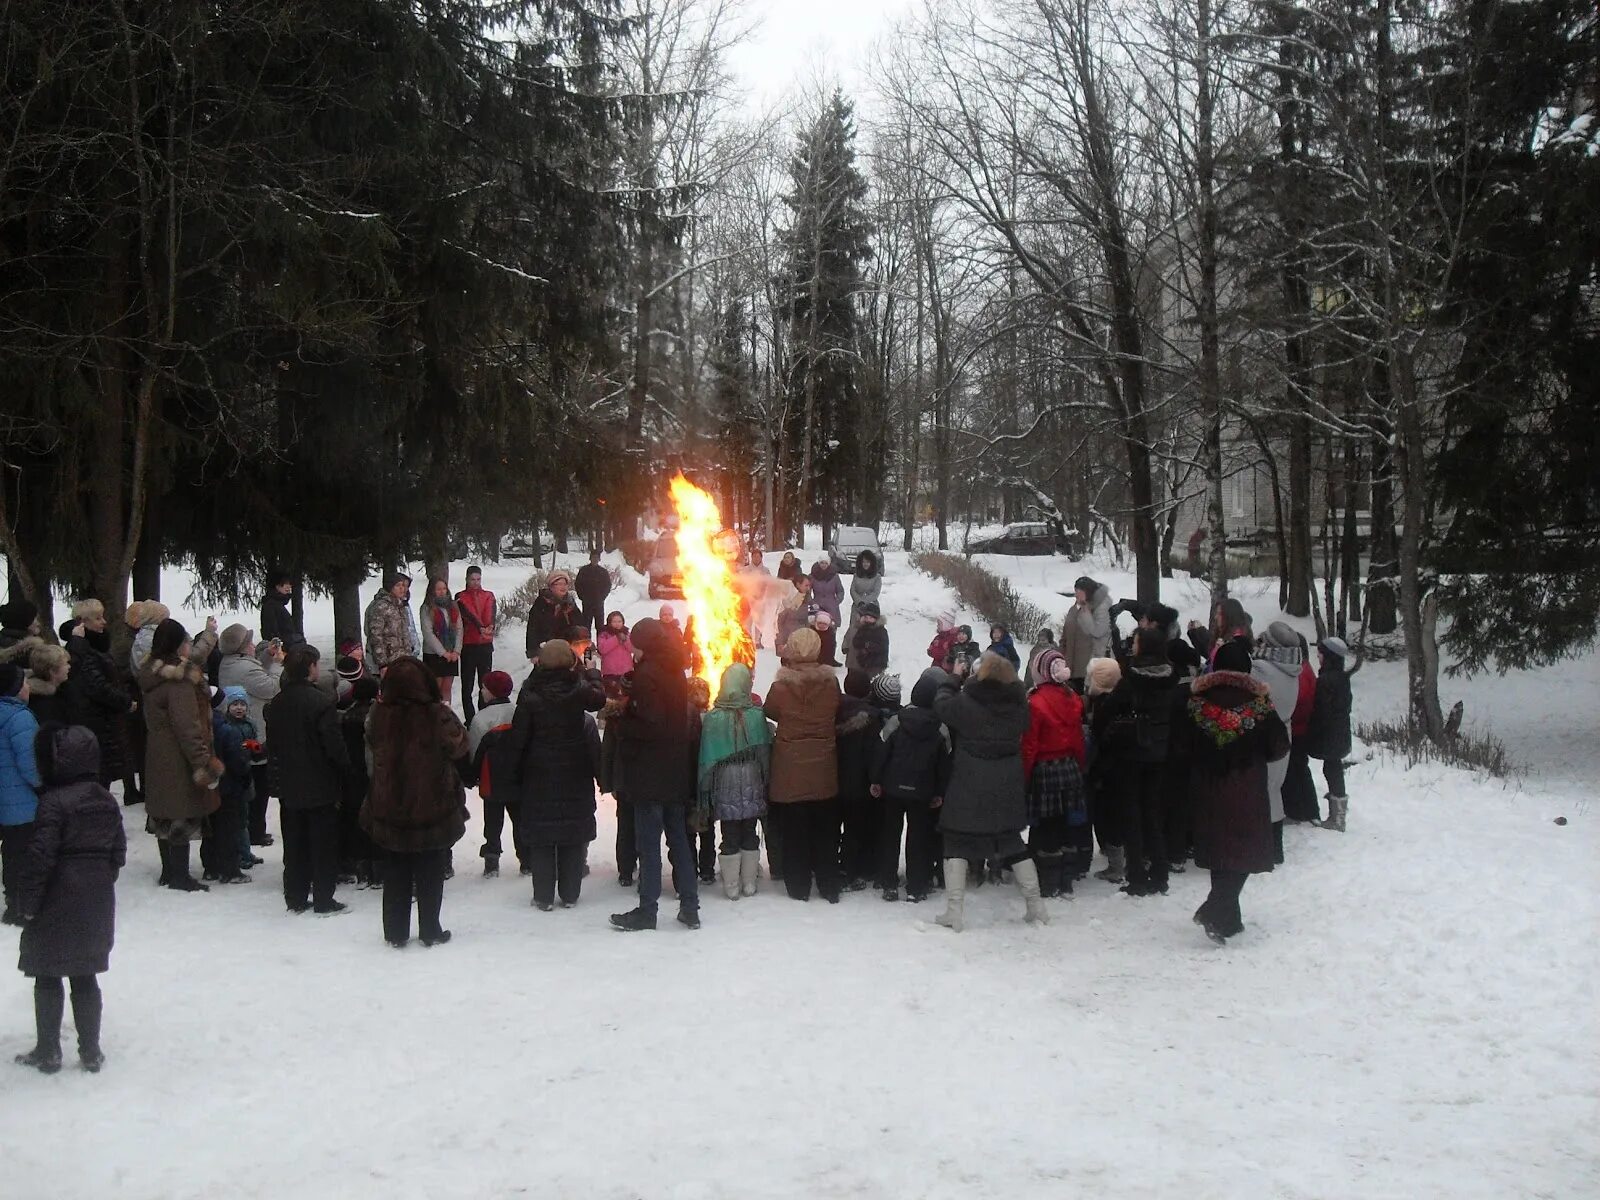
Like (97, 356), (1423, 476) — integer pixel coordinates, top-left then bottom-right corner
(1282, 637), (1321, 822)
(455, 567), (497, 723)
(1020, 648), (1089, 898)
(926, 614), (962, 671)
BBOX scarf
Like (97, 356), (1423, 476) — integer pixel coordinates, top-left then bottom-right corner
(696, 663), (773, 801)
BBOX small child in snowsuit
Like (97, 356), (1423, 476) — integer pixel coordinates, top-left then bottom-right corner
(203, 686), (252, 883)
(849, 602), (890, 675)
(871, 670), (952, 902)
(219, 689), (265, 869)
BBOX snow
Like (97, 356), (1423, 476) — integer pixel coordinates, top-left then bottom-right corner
(2, 549), (1596, 1198)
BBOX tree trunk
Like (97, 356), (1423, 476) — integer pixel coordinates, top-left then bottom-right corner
(1394, 359), (1444, 740)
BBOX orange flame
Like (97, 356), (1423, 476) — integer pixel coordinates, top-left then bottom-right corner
(669, 473), (753, 694)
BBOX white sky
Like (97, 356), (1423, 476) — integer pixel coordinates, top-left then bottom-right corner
(726, 0), (918, 113)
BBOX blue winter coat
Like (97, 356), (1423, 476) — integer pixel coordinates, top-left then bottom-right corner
(0, 694), (42, 826)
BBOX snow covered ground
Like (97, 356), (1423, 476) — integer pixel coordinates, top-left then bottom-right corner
(1, 549), (1596, 1198)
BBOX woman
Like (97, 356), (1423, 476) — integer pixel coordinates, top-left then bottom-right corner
(1282, 633), (1322, 823)
(14, 725), (125, 1074)
(363, 657), (469, 948)
(763, 628), (842, 903)
(503, 640), (605, 911)
(776, 552), (801, 584)
(1305, 637), (1354, 832)
(932, 653), (1045, 930)
(26, 644), (74, 728)
(698, 662), (772, 900)
(1169, 641), (1289, 944)
(774, 576), (813, 655)
(1251, 622), (1303, 863)
(63, 601), (134, 791)
(845, 550), (883, 647)
(808, 559), (845, 628)
(1059, 577), (1111, 686)
(1020, 649), (1088, 898)
(138, 618), (222, 892)
(1193, 597), (1253, 666)
(419, 579), (462, 704)
(1083, 656), (1124, 883)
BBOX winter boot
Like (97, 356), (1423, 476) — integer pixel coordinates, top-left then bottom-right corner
(1325, 795), (1348, 833)
(676, 906), (701, 930)
(718, 854), (741, 901)
(167, 843), (209, 892)
(1094, 845), (1126, 884)
(1014, 858), (1050, 925)
(609, 907), (657, 932)
(72, 984), (103, 1072)
(157, 841), (173, 888)
(483, 855), (500, 879)
(935, 859), (967, 932)
(1035, 852), (1065, 899)
(738, 848), (760, 898)
(18, 981), (65, 1074)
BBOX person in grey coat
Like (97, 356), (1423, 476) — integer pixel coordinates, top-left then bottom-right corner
(14, 726), (126, 1074)
(1251, 621), (1302, 862)
(931, 653), (1047, 930)
(845, 550), (883, 645)
(1059, 576), (1111, 684)
(808, 560), (845, 626)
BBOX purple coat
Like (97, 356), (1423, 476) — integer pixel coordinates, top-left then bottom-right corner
(808, 566), (844, 624)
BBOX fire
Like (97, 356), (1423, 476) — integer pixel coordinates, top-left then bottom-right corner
(669, 473), (753, 693)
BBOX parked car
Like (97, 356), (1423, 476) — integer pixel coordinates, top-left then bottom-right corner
(828, 526), (885, 576)
(647, 532), (682, 599)
(500, 532), (547, 559)
(967, 522), (1076, 556)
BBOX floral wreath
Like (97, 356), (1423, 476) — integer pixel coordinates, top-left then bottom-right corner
(1188, 691), (1275, 748)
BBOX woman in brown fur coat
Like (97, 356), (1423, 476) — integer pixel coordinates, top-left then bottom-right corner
(138, 618), (222, 892)
(363, 657), (470, 948)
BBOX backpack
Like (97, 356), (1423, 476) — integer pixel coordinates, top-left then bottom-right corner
(1129, 686), (1173, 765)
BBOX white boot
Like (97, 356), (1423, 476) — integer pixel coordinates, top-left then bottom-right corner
(738, 848), (760, 897)
(1094, 845), (1126, 883)
(935, 858), (966, 932)
(1014, 858), (1050, 925)
(718, 854), (741, 900)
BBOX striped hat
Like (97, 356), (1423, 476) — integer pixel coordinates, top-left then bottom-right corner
(871, 672), (902, 707)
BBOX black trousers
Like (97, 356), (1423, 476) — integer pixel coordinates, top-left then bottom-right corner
(481, 791), (526, 865)
(1323, 757), (1346, 797)
(1200, 869), (1248, 936)
(383, 849), (449, 943)
(770, 800), (841, 902)
(839, 795), (882, 883)
(877, 800), (937, 894)
(1282, 743), (1321, 821)
(32, 975), (101, 1053)
(615, 798), (637, 878)
(200, 795), (243, 880)
(459, 644), (494, 722)
(529, 842), (588, 907)
(1119, 763), (1170, 889)
(1, 821), (36, 914)
(249, 763), (271, 843)
(280, 804), (339, 910)
(719, 817), (760, 854)
(762, 813), (783, 879)
(580, 600), (607, 640)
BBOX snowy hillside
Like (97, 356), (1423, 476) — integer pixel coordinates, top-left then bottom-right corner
(1, 550), (1595, 1199)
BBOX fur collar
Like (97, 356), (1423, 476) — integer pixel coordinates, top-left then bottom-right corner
(140, 658), (206, 689)
(836, 703), (879, 736)
(1192, 670), (1268, 698)
(27, 674), (61, 697)
(0, 635), (44, 667)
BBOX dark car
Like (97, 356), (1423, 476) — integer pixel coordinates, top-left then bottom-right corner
(827, 525), (885, 576)
(967, 522), (1075, 556)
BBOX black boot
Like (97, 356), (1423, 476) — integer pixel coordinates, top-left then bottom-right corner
(17, 980), (64, 1074)
(1035, 853), (1065, 899)
(609, 907), (657, 931)
(167, 843), (209, 892)
(157, 840), (173, 888)
(72, 981), (104, 1072)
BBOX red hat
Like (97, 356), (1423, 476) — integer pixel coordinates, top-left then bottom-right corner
(482, 670), (514, 700)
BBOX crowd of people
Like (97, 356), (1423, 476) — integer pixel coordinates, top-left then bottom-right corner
(0, 555), (1355, 1075)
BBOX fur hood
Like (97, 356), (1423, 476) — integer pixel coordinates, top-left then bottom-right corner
(836, 697), (880, 737)
(1192, 669), (1269, 699)
(0, 635), (44, 669)
(138, 657), (206, 693)
(26, 673), (61, 697)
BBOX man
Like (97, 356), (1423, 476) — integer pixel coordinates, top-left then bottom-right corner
(365, 572), (417, 673)
(259, 572), (304, 648)
(455, 566), (497, 722)
(574, 550), (611, 640)
(265, 646), (352, 916)
(217, 624), (284, 847)
(525, 571), (582, 661)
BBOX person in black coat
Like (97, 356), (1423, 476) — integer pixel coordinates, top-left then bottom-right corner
(849, 602), (890, 675)
(871, 671), (950, 901)
(574, 551), (612, 641)
(834, 672), (887, 890)
(14, 725), (126, 1074)
(504, 641), (605, 910)
(264, 647), (352, 915)
(1091, 627), (1183, 897)
(202, 688), (251, 884)
(610, 619), (697, 931)
(259, 572), (304, 648)
(1305, 637), (1354, 832)
(62, 607), (133, 788)
(339, 678), (383, 887)
(525, 572), (584, 660)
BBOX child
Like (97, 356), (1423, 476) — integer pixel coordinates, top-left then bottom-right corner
(927, 614), (961, 671)
(951, 625), (982, 672)
(1020, 649), (1088, 898)
(986, 624), (1021, 671)
(835, 672), (887, 890)
(202, 686), (252, 884)
(219, 687), (266, 869)
(1306, 637), (1354, 832)
(813, 611), (840, 668)
(697, 663), (771, 899)
(466, 671), (519, 878)
(871, 670), (949, 902)
(1083, 656), (1125, 883)
(0, 663), (42, 925)
(597, 612), (634, 695)
(340, 677), (383, 887)
(683, 676), (717, 884)
(848, 602), (889, 675)
(14, 725), (126, 1074)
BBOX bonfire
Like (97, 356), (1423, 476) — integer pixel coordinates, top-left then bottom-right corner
(668, 473), (754, 692)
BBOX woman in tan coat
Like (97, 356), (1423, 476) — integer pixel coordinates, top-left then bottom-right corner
(763, 628), (842, 902)
(137, 618), (222, 892)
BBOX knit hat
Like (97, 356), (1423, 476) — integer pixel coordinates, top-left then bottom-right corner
(382, 570), (412, 591)
(871, 672), (902, 707)
(784, 628), (821, 664)
(1319, 636), (1349, 660)
(219, 624), (253, 656)
(222, 685), (249, 709)
(1213, 641), (1253, 673)
(1258, 620), (1304, 667)
(124, 600), (170, 629)
(481, 670), (514, 700)
(1148, 603), (1179, 630)
(844, 669), (873, 699)
(814, 611), (833, 631)
(546, 570), (572, 589)
(0, 599), (38, 631)
(1085, 657), (1121, 695)
(538, 639), (576, 670)
(337, 638), (362, 658)
(857, 600), (881, 619)
(937, 613), (955, 633)
(0, 663), (23, 698)
(336, 656), (363, 683)
(1034, 648), (1066, 685)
